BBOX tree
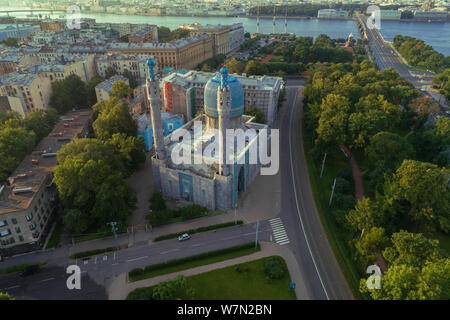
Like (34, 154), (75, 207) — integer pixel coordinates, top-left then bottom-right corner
(23, 109), (59, 141)
(366, 132), (414, 170)
(110, 81), (132, 100)
(201, 64), (212, 72)
(346, 198), (385, 233)
(1, 37), (18, 47)
(244, 60), (268, 76)
(264, 256), (286, 279)
(104, 66), (118, 79)
(244, 106), (266, 124)
(107, 133), (145, 169)
(0, 126), (36, 182)
(93, 101), (137, 140)
(383, 231), (444, 268)
(316, 94), (350, 146)
(86, 75), (104, 106)
(225, 59), (245, 74)
(409, 96), (439, 124)
(122, 69), (138, 89)
(385, 160), (450, 233)
(157, 26), (171, 42)
(0, 292), (14, 300)
(435, 117), (450, 147)
(355, 226), (388, 261)
(149, 191), (166, 212)
(49, 74), (87, 113)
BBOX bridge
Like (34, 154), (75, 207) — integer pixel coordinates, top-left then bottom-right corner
(0, 9), (66, 16)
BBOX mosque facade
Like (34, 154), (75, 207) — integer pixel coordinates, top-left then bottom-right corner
(147, 59), (271, 211)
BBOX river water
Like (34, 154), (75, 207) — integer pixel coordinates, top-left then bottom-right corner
(3, 8), (450, 56)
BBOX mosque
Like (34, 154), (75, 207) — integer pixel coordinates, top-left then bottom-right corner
(146, 59), (272, 211)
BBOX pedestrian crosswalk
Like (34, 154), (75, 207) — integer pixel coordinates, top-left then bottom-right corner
(269, 217), (290, 246)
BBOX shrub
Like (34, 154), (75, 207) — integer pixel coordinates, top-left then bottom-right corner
(126, 287), (154, 300)
(146, 209), (174, 226)
(334, 177), (351, 193)
(263, 256), (286, 280)
(149, 191), (166, 211)
(70, 247), (116, 259)
(333, 192), (356, 211)
(179, 204), (208, 221)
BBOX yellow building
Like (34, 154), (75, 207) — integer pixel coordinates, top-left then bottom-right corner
(190, 25), (230, 56)
(106, 34), (214, 70)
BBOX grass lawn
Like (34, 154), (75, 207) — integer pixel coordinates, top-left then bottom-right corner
(130, 245), (260, 282)
(45, 220), (64, 249)
(185, 256), (296, 300)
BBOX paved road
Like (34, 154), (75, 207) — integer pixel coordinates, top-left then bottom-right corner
(277, 80), (353, 300)
(361, 16), (449, 115)
(0, 222), (272, 299)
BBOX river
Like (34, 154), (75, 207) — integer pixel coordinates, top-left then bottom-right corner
(2, 8), (449, 56)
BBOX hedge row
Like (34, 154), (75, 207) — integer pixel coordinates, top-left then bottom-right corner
(153, 220), (244, 242)
(129, 241), (257, 279)
(70, 247), (117, 259)
(0, 263), (33, 274)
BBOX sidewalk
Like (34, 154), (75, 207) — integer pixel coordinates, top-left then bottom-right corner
(107, 242), (309, 300)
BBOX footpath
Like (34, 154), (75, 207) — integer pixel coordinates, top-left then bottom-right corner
(108, 241), (309, 300)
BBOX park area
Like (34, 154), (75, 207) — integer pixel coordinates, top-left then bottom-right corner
(126, 256), (296, 300)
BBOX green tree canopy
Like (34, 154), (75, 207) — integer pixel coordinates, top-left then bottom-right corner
(49, 74), (87, 113)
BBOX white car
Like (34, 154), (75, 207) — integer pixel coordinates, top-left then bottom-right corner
(178, 233), (190, 241)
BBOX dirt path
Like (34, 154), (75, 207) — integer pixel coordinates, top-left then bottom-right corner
(339, 145), (365, 201)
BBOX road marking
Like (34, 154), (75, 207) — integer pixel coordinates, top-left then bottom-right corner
(39, 277), (55, 283)
(160, 249), (179, 255)
(269, 218), (290, 246)
(5, 285), (20, 290)
(288, 88), (329, 300)
(126, 256), (148, 262)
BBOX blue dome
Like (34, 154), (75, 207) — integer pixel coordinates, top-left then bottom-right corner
(204, 74), (244, 118)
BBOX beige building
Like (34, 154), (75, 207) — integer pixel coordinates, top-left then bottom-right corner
(0, 109), (93, 257)
(190, 25), (230, 56)
(0, 72), (52, 116)
(95, 54), (157, 83)
(106, 34), (214, 70)
(95, 75), (130, 102)
(24, 54), (96, 84)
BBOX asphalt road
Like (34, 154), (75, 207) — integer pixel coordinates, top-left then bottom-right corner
(277, 80), (353, 300)
(0, 222), (272, 299)
(361, 16), (449, 116)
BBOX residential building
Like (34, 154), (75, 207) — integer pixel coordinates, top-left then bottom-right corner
(0, 23), (41, 41)
(0, 109), (94, 257)
(379, 10), (402, 20)
(106, 34), (214, 70)
(95, 74), (130, 102)
(190, 24), (230, 56)
(0, 72), (52, 116)
(162, 70), (283, 125)
(128, 28), (158, 43)
(95, 53), (157, 83)
(413, 10), (449, 21)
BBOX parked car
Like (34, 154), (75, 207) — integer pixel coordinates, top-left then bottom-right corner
(178, 233), (190, 241)
(20, 264), (39, 277)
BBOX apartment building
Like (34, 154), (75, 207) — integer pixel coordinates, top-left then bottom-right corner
(190, 24), (230, 56)
(229, 23), (245, 52)
(317, 9), (349, 19)
(106, 34), (214, 70)
(0, 72), (52, 117)
(0, 23), (41, 41)
(95, 53), (157, 83)
(101, 23), (158, 40)
(128, 28), (158, 43)
(25, 54), (96, 83)
(95, 75), (130, 102)
(162, 70), (284, 124)
(0, 109), (94, 257)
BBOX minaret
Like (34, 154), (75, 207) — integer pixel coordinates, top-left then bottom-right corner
(284, 8), (287, 34)
(217, 66), (230, 176)
(272, 6), (276, 34)
(146, 59), (167, 161)
(256, 6), (260, 34)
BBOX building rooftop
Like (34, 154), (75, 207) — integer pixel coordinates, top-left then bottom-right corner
(107, 34), (210, 51)
(95, 75), (129, 93)
(0, 109), (93, 215)
(0, 72), (39, 86)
